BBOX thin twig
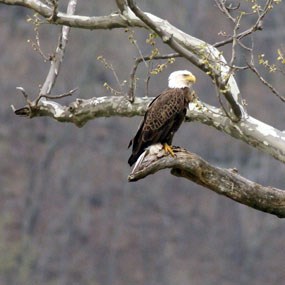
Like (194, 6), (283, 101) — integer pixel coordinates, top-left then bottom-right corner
(236, 38), (252, 52)
(215, 85), (236, 121)
(248, 62), (285, 103)
(214, 0), (236, 23)
(214, 0), (274, 48)
(16, 87), (29, 100)
(47, 0), (58, 22)
(144, 61), (153, 97)
(35, 88), (78, 106)
(30, 20), (52, 61)
(229, 13), (243, 67)
(128, 53), (180, 102)
(116, 0), (127, 13)
(12, 1), (77, 116)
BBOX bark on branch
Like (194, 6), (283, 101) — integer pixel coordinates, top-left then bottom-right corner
(13, 95), (285, 164)
(128, 145), (285, 218)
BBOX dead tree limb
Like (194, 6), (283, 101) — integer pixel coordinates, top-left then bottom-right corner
(128, 145), (285, 218)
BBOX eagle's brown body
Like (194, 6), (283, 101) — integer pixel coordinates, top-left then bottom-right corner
(128, 87), (195, 166)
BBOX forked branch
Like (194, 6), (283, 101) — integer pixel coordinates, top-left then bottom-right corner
(11, 0), (77, 117)
(13, 87), (77, 117)
(125, 0), (245, 120)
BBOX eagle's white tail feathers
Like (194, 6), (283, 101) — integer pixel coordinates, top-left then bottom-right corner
(131, 143), (163, 174)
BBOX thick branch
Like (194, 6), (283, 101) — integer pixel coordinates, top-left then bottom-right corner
(14, 96), (150, 127)
(188, 102), (285, 164)
(0, 0), (137, 29)
(128, 146), (285, 218)
(13, 95), (285, 164)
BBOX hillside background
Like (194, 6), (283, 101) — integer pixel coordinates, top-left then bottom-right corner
(0, 1), (285, 284)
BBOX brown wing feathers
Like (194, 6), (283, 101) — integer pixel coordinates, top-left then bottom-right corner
(128, 88), (190, 166)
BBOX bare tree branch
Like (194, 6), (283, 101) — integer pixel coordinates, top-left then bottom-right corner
(11, 0), (77, 119)
(214, 0), (237, 23)
(247, 62), (285, 103)
(128, 53), (180, 102)
(50, 0), (59, 21)
(1, 0), (247, 120)
(5, 0), (285, 165)
(12, 95), (285, 164)
(39, 0), (77, 96)
(214, 0), (274, 48)
(125, 0), (245, 120)
(115, 0), (127, 13)
(0, 0), (135, 29)
(128, 146), (285, 218)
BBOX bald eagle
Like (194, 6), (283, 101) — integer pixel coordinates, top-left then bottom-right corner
(128, 70), (196, 166)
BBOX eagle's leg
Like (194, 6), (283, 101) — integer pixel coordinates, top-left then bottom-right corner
(163, 143), (175, 157)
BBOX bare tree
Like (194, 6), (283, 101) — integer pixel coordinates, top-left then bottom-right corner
(2, 0), (285, 217)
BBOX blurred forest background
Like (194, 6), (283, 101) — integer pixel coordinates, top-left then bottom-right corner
(0, 1), (285, 284)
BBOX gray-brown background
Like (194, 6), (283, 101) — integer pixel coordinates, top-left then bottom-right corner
(0, 1), (285, 284)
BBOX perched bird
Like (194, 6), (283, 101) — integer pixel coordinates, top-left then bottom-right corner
(128, 70), (196, 166)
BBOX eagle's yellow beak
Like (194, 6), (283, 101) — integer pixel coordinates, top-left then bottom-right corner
(185, 73), (196, 84)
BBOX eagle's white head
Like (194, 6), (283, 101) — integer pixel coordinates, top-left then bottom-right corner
(168, 70), (196, 88)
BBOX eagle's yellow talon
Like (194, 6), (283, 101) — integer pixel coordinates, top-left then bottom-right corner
(163, 143), (175, 157)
